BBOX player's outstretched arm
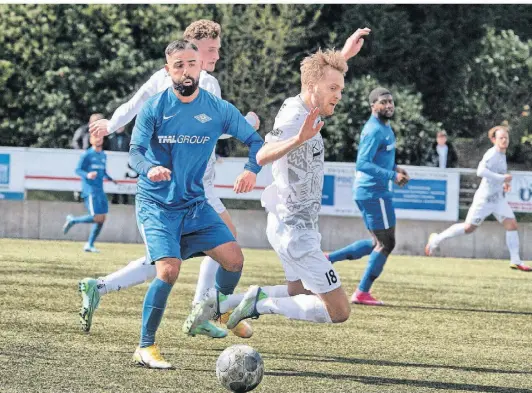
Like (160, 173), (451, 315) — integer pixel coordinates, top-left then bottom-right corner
(341, 28), (371, 61)
(476, 156), (508, 182)
(256, 107), (323, 166)
(90, 69), (165, 137)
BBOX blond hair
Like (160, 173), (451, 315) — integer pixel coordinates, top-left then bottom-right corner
(488, 125), (509, 140)
(183, 20), (221, 41)
(300, 49), (348, 87)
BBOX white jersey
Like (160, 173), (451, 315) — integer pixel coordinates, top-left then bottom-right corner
(475, 146), (508, 203)
(107, 68), (222, 184)
(261, 95), (324, 230)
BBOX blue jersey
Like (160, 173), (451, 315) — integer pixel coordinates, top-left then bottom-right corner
(131, 87), (262, 209)
(353, 115), (397, 200)
(75, 147), (112, 197)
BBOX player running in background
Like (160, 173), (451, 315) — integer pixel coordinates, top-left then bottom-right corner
(129, 39), (263, 369)
(186, 28), (373, 331)
(326, 88), (409, 306)
(63, 134), (117, 252)
(425, 125), (531, 271)
(79, 20), (258, 338)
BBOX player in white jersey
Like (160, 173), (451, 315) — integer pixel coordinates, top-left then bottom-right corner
(425, 125), (531, 271)
(79, 20), (259, 338)
(185, 29), (373, 332)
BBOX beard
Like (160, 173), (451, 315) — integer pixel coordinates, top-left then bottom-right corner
(379, 110), (395, 120)
(173, 76), (200, 96)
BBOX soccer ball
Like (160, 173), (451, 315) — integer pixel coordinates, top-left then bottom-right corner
(216, 344), (264, 392)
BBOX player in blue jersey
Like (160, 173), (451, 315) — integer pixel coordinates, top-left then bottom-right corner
(129, 39), (263, 369)
(326, 87), (409, 306)
(63, 134), (117, 252)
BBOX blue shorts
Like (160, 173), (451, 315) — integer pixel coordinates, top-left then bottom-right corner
(84, 192), (108, 216)
(355, 197), (396, 231)
(136, 198), (235, 263)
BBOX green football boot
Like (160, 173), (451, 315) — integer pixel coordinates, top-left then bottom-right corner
(226, 285), (266, 330)
(182, 296), (227, 339)
(78, 278), (101, 332)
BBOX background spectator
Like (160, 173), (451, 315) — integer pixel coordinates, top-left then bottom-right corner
(105, 126), (131, 204)
(423, 130), (458, 168)
(71, 113), (104, 150)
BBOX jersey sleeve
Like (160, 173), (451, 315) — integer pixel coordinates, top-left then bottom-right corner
(477, 149), (505, 181)
(221, 101), (263, 173)
(108, 68), (167, 133)
(201, 76), (222, 99)
(130, 101), (156, 149)
(75, 151), (90, 178)
(265, 102), (302, 143)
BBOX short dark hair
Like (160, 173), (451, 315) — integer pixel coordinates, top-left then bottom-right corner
(369, 87), (392, 104)
(165, 40), (198, 57)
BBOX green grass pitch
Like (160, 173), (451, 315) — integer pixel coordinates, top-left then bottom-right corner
(0, 239), (531, 392)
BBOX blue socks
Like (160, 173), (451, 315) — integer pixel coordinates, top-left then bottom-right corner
(88, 223), (103, 247)
(140, 278), (173, 348)
(328, 239), (374, 263)
(358, 251), (387, 292)
(71, 215), (95, 224)
(215, 266), (242, 295)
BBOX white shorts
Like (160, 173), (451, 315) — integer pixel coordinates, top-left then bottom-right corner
(465, 195), (515, 226)
(203, 152), (226, 214)
(204, 181), (226, 214)
(266, 213), (341, 294)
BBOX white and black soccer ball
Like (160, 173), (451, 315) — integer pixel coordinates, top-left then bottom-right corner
(216, 344), (264, 392)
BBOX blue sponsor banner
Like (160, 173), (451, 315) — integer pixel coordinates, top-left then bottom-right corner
(0, 192), (24, 200)
(0, 154), (9, 186)
(321, 175), (335, 206)
(392, 179), (446, 211)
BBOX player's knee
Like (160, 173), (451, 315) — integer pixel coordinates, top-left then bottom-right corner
(94, 214), (105, 224)
(330, 301), (351, 323)
(504, 219), (518, 231)
(224, 253), (244, 272)
(464, 224), (476, 234)
(157, 260), (180, 284)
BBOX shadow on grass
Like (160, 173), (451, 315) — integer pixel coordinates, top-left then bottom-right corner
(204, 350), (531, 376)
(181, 366), (531, 393)
(265, 369), (532, 393)
(386, 304), (532, 316)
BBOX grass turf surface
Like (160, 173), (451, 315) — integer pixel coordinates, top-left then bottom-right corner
(0, 238), (531, 393)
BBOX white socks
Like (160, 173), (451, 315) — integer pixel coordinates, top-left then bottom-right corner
(256, 294), (332, 323)
(97, 257), (156, 295)
(433, 223), (467, 247)
(506, 230), (521, 264)
(219, 285), (290, 314)
(192, 256), (220, 305)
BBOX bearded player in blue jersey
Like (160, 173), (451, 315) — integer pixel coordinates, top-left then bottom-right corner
(63, 134), (117, 252)
(326, 87), (409, 306)
(129, 39), (263, 369)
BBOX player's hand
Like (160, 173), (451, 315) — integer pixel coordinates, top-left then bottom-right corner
(394, 173), (410, 187)
(233, 170), (257, 194)
(297, 107), (324, 145)
(341, 27), (371, 60)
(89, 119), (111, 137)
(503, 182), (511, 193)
(503, 174), (512, 183)
(147, 166), (172, 182)
(87, 171), (97, 180)
(396, 166), (409, 176)
(245, 112), (260, 130)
